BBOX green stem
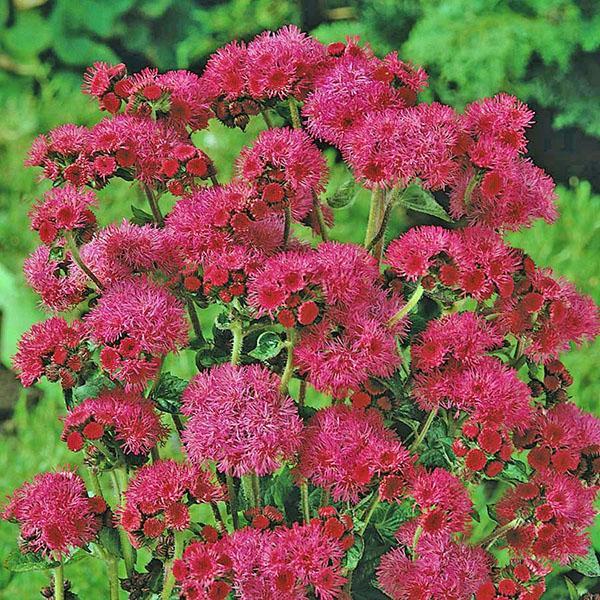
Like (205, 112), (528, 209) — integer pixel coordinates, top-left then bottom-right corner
(283, 203), (292, 248)
(252, 474), (261, 508)
(186, 298), (206, 345)
(142, 183), (164, 227)
(161, 530), (184, 600)
(298, 380), (307, 407)
(226, 474), (239, 530)
(107, 556), (120, 600)
(151, 446), (160, 463)
(358, 494), (381, 536)
(210, 174), (219, 187)
(53, 562), (64, 600)
(241, 474), (256, 508)
(411, 524), (423, 556)
(410, 407), (438, 453)
(366, 198), (393, 253)
(279, 329), (296, 394)
(300, 481), (310, 524)
(64, 230), (103, 289)
(87, 467), (103, 497)
(288, 98), (301, 129)
(110, 470), (135, 577)
(479, 518), (521, 549)
(261, 108), (274, 129)
(463, 171), (481, 209)
(172, 414), (184, 435)
(388, 284), (424, 327)
(312, 196), (329, 241)
(364, 187), (386, 262)
(210, 502), (227, 532)
(230, 321), (244, 366)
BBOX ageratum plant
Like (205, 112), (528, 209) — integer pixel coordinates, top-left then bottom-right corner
(3, 25), (599, 600)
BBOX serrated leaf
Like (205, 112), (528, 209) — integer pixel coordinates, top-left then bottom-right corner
(570, 546), (600, 577)
(98, 527), (122, 559)
(151, 373), (188, 414)
(3, 548), (86, 573)
(249, 331), (283, 361)
(395, 184), (453, 222)
(344, 536), (365, 570)
(327, 179), (359, 209)
(130, 205), (154, 226)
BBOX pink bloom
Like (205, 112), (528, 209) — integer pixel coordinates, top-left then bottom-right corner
(12, 317), (86, 388)
(29, 185), (97, 244)
(118, 459), (224, 547)
(237, 127), (327, 220)
(378, 536), (491, 600)
(182, 364), (303, 476)
(85, 277), (188, 390)
(297, 405), (411, 502)
(199, 40), (249, 101)
(2, 470), (100, 556)
(24, 245), (88, 311)
(82, 62), (127, 98)
(62, 388), (167, 455)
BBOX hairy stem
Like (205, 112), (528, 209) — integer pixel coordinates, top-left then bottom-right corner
(358, 494), (381, 536)
(252, 473), (261, 508)
(411, 524), (423, 556)
(261, 109), (274, 129)
(241, 474), (257, 508)
(312, 195), (329, 241)
(479, 518), (521, 549)
(53, 562), (64, 600)
(283, 203), (292, 248)
(186, 298), (206, 345)
(410, 407), (438, 453)
(107, 556), (120, 600)
(298, 380), (307, 407)
(230, 321), (244, 366)
(288, 98), (302, 129)
(300, 481), (310, 524)
(388, 284), (424, 327)
(226, 474), (239, 530)
(279, 328), (296, 394)
(142, 183), (164, 227)
(364, 187), (386, 263)
(64, 230), (103, 289)
(110, 469), (135, 577)
(161, 530), (184, 600)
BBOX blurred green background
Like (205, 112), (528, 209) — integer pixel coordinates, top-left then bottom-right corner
(0, 0), (598, 597)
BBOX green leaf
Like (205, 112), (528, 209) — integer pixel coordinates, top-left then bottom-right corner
(327, 179), (359, 209)
(563, 576), (579, 600)
(262, 467), (294, 513)
(395, 184), (453, 222)
(570, 546), (600, 577)
(3, 548), (86, 573)
(73, 373), (114, 403)
(501, 460), (530, 484)
(151, 373), (188, 414)
(344, 536), (365, 571)
(249, 331), (284, 361)
(3, 11), (53, 58)
(130, 205), (154, 226)
(98, 527), (123, 559)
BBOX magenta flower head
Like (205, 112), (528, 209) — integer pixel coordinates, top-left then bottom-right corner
(236, 127), (327, 220)
(61, 388), (167, 456)
(182, 363), (303, 476)
(118, 459), (224, 547)
(2, 470), (101, 557)
(297, 405), (411, 502)
(29, 184), (97, 245)
(13, 317), (87, 388)
(85, 276), (188, 391)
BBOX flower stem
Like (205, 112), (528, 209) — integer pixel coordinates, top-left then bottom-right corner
(411, 524), (423, 556)
(312, 196), (329, 241)
(298, 380), (307, 407)
(279, 328), (296, 394)
(110, 469), (135, 577)
(252, 474), (261, 508)
(463, 171), (481, 209)
(186, 298), (206, 345)
(364, 187), (386, 263)
(230, 320), (244, 366)
(64, 230), (103, 289)
(226, 474), (239, 530)
(161, 529), (184, 600)
(410, 407), (438, 453)
(142, 183), (164, 227)
(288, 98), (301, 129)
(388, 284), (424, 327)
(479, 518), (521, 549)
(358, 494), (381, 536)
(53, 562), (64, 600)
(300, 481), (310, 524)
(107, 556), (120, 600)
(241, 474), (256, 508)
(261, 109), (274, 129)
(283, 203), (292, 248)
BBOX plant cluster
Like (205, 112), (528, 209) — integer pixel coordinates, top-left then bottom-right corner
(3, 25), (599, 600)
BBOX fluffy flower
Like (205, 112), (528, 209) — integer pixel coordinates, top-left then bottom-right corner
(29, 185), (97, 244)
(182, 364), (303, 476)
(409, 468), (473, 537)
(236, 127), (327, 220)
(496, 472), (597, 563)
(61, 388), (167, 455)
(377, 537), (491, 600)
(297, 405), (411, 502)
(199, 40), (249, 101)
(12, 317), (86, 388)
(2, 470), (100, 556)
(343, 104), (461, 189)
(118, 459), (224, 547)
(23, 245), (88, 311)
(85, 277), (188, 390)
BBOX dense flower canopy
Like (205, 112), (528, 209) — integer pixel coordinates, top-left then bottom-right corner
(5, 24), (599, 600)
